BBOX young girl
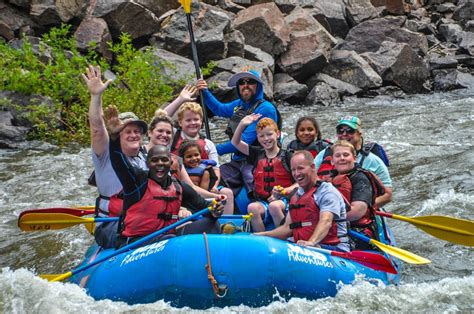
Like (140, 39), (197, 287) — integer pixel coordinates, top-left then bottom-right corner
(231, 113), (297, 232)
(179, 140), (218, 191)
(287, 116), (331, 158)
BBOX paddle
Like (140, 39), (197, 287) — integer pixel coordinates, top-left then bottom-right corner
(376, 211), (474, 247)
(19, 207), (95, 220)
(348, 230), (431, 265)
(179, 0), (211, 139)
(329, 249), (398, 274)
(40, 206), (212, 282)
(18, 213), (118, 231)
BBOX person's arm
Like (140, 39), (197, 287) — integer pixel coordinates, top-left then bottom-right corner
(181, 181), (225, 218)
(347, 201), (369, 221)
(179, 163), (219, 198)
(376, 187), (392, 207)
(363, 154), (393, 205)
(196, 79), (238, 117)
(231, 113), (262, 156)
(255, 213), (293, 239)
(82, 65), (112, 156)
(347, 171), (373, 221)
(199, 170), (211, 191)
(163, 85), (197, 117)
(297, 212), (334, 247)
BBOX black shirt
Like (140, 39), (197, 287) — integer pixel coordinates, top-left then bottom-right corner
(349, 170), (373, 206)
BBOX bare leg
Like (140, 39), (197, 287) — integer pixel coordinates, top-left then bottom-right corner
(247, 202), (266, 232)
(268, 200), (286, 227)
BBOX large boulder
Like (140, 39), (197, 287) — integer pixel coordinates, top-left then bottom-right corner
(361, 41), (430, 93)
(148, 47), (195, 82)
(274, 0), (316, 13)
(277, 7), (335, 82)
(134, 0), (180, 18)
(458, 31), (474, 56)
(322, 50), (383, 90)
(244, 45), (275, 71)
(233, 2), (290, 57)
(153, 2), (233, 65)
(345, 0), (378, 27)
(311, 0), (349, 38)
(432, 69), (474, 90)
(307, 73), (362, 96)
(88, 0), (161, 40)
(339, 16), (429, 56)
(453, 0), (474, 27)
(74, 18), (112, 61)
(30, 0), (88, 25)
(438, 22), (463, 43)
(0, 2), (37, 41)
(273, 73), (308, 104)
(305, 82), (340, 106)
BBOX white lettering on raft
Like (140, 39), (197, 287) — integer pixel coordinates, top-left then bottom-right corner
(120, 240), (168, 267)
(287, 243), (334, 268)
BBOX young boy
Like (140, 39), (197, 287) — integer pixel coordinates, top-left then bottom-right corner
(231, 113), (297, 232)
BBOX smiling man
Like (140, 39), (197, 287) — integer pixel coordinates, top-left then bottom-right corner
(256, 151), (349, 252)
(196, 70), (280, 198)
(314, 116), (393, 206)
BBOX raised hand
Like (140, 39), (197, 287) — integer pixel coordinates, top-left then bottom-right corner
(179, 85), (198, 102)
(81, 65), (112, 96)
(240, 113), (262, 127)
(104, 105), (125, 136)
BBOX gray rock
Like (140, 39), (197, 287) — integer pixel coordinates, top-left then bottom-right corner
(154, 2), (233, 65)
(0, 111), (29, 143)
(244, 45), (275, 71)
(135, 0), (180, 18)
(438, 23), (463, 43)
(225, 29), (245, 58)
(458, 31), (474, 56)
(323, 50), (383, 90)
(429, 55), (459, 70)
(361, 41), (430, 93)
(305, 82), (340, 106)
(385, 0), (406, 15)
(437, 2), (457, 13)
(311, 0), (349, 38)
(277, 7), (335, 82)
(345, 0), (379, 27)
(453, 1), (474, 27)
(466, 20), (474, 32)
(74, 18), (112, 61)
(149, 47), (195, 82)
(0, 2), (37, 41)
(9, 36), (52, 64)
(233, 2), (290, 57)
(307, 73), (362, 96)
(274, 0), (316, 13)
(454, 54), (474, 67)
(273, 73), (308, 104)
(339, 16), (429, 56)
(433, 69), (474, 90)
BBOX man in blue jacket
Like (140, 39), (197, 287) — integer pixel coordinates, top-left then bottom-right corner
(196, 70), (280, 198)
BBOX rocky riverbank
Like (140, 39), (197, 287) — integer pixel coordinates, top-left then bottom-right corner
(0, 0), (473, 147)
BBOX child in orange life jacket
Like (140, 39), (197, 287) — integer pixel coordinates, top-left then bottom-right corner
(286, 116), (331, 158)
(179, 140), (218, 192)
(231, 113), (298, 232)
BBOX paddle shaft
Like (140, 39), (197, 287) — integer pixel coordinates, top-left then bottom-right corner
(48, 207), (211, 282)
(185, 12), (211, 140)
(21, 217), (117, 225)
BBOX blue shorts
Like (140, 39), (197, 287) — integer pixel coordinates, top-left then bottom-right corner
(256, 198), (289, 227)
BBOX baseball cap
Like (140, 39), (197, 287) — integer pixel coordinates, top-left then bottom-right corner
(337, 116), (361, 131)
(118, 112), (148, 134)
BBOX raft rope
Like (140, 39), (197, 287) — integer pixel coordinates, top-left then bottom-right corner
(203, 232), (228, 298)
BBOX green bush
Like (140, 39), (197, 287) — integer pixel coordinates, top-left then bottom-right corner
(0, 24), (202, 145)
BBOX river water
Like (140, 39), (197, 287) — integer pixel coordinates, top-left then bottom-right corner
(1, 90), (473, 312)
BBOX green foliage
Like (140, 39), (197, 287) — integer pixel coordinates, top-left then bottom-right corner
(0, 25), (183, 145)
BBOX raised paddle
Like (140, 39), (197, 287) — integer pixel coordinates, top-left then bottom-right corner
(18, 213), (118, 231)
(376, 211), (474, 247)
(179, 0), (211, 139)
(348, 230), (431, 265)
(40, 206), (212, 282)
(19, 207), (95, 220)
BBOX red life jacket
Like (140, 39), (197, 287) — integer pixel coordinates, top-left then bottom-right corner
(121, 178), (182, 238)
(288, 182), (341, 245)
(106, 154), (181, 217)
(170, 130), (209, 160)
(253, 150), (293, 200)
(333, 167), (385, 228)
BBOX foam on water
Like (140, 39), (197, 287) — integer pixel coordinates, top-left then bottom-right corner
(1, 268), (473, 313)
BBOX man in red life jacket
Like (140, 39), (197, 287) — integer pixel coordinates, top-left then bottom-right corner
(256, 151), (349, 252)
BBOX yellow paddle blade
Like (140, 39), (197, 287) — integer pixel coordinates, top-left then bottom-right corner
(179, 0), (192, 13)
(83, 222), (96, 235)
(75, 205), (95, 210)
(39, 272), (73, 282)
(393, 214), (474, 247)
(19, 213), (94, 231)
(370, 239), (431, 265)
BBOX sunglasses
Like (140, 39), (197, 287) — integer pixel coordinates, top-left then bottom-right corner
(237, 78), (258, 86)
(336, 128), (356, 135)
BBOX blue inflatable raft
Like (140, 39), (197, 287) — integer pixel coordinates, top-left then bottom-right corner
(69, 224), (400, 308)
